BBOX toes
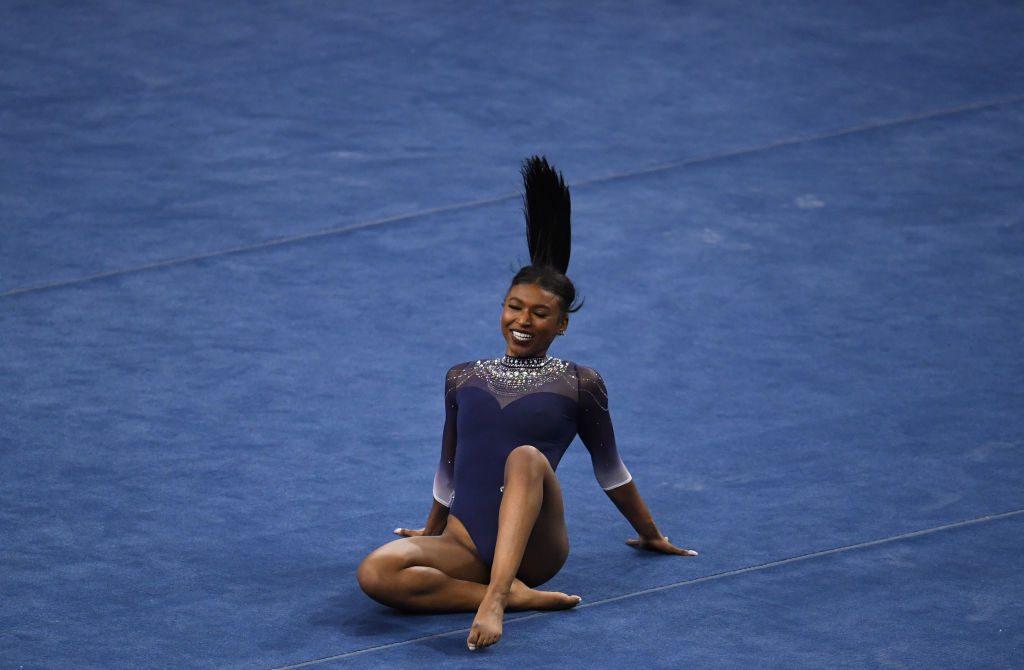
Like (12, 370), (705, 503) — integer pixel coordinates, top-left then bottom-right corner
(467, 624), (481, 649)
(467, 632), (499, 651)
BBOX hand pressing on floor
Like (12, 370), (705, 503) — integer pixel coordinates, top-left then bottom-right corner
(393, 500), (449, 537)
(606, 481), (698, 557)
(626, 535), (698, 556)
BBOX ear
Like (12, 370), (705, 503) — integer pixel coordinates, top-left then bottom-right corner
(558, 315), (569, 336)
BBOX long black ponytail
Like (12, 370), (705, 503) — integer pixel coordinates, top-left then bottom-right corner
(509, 156), (582, 314)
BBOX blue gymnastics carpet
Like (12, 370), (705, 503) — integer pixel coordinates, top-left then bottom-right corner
(1, 2), (1022, 668)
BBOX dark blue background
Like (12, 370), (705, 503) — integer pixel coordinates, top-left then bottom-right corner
(2, 2), (1022, 667)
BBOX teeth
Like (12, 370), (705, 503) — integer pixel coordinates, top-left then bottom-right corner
(511, 330), (534, 341)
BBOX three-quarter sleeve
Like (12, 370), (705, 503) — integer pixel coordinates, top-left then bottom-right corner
(432, 364), (463, 506)
(576, 365), (632, 490)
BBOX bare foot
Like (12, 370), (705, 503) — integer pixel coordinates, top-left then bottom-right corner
(508, 579), (581, 611)
(467, 590), (507, 650)
(466, 582), (581, 651)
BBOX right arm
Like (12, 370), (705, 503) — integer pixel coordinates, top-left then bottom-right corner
(395, 364), (461, 537)
(395, 499), (450, 537)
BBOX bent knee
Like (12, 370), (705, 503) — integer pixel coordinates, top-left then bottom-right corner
(506, 444), (550, 474)
(357, 550), (404, 601)
(356, 554), (383, 595)
(507, 444), (546, 465)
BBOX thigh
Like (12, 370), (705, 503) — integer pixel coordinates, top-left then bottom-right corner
(518, 463), (570, 587)
(370, 515), (491, 584)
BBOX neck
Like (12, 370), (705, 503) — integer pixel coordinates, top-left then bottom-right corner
(501, 353), (552, 367)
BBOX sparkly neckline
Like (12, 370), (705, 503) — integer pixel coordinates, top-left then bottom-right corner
(500, 355), (552, 369)
(471, 356), (569, 397)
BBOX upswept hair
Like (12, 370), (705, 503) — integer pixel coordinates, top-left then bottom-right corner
(509, 156), (582, 314)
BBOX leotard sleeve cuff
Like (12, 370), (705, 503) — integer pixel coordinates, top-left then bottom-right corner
(432, 469), (454, 507)
(599, 471), (633, 492)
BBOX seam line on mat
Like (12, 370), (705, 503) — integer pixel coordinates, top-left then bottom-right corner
(266, 508), (1022, 669)
(572, 93), (1024, 186)
(4, 93), (1023, 300)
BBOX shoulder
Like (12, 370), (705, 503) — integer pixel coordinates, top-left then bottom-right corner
(446, 361), (477, 377)
(571, 362), (606, 388)
(444, 360), (484, 392)
(570, 362), (610, 409)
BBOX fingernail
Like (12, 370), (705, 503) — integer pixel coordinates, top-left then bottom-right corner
(468, 644), (477, 651)
(393, 528), (401, 534)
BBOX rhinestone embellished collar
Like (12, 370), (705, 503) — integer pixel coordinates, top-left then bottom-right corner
(500, 355), (552, 369)
(475, 355), (569, 396)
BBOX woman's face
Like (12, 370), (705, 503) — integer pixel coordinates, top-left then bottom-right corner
(501, 283), (568, 358)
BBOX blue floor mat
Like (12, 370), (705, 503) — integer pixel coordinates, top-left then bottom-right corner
(2, 2), (1022, 668)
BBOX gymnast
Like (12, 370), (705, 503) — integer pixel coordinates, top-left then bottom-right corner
(357, 156), (697, 651)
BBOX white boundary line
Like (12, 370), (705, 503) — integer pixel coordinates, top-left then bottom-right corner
(3, 93), (1023, 300)
(571, 93), (1024, 187)
(0, 195), (514, 299)
(267, 508), (1023, 669)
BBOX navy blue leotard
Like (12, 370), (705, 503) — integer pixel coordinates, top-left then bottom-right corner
(432, 355), (632, 565)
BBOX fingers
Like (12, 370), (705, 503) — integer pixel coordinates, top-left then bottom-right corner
(668, 544), (698, 556)
(626, 537), (699, 556)
(655, 545), (696, 557)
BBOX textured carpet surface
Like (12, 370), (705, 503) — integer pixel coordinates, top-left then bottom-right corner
(2, 2), (1022, 668)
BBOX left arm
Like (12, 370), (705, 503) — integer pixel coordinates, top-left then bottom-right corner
(576, 364), (697, 557)
(605, 480), (697, 556)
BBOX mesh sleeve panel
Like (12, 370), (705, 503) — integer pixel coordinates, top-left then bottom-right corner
(576, 365), (632, 491)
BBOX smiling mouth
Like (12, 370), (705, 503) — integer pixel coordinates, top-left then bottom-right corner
(511, 330), (534, 342)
